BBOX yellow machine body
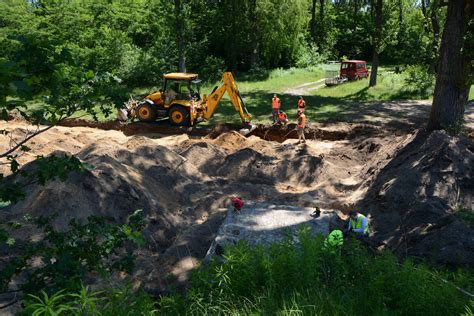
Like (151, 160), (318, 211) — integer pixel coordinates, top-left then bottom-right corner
(127, 72), (252, 126)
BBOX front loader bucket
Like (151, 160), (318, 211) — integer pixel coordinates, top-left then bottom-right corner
(238, 123), (257, 136)
(117, 108), (129, 121)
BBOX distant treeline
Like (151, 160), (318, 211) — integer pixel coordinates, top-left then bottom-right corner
(0, 0), (444, 87)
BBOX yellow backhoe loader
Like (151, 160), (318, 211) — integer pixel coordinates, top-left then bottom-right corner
(119, 72), (253, 132)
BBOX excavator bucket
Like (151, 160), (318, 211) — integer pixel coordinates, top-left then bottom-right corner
(238, 122), (257, 135)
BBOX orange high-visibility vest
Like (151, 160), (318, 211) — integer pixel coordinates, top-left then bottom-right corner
(297, 98), (305, 109)
(272, 97), (280, 109)
(278, 112), (287, 121)
(297, 114), (306, 128)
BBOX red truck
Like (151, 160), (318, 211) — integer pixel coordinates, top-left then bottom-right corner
(340, 60), (369, 80)
(325, 60), (369, 86)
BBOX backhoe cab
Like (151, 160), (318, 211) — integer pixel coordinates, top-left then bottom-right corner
(120, 72), (253, 129)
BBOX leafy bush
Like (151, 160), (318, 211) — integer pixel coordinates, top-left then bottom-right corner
(160, 226), (471, 315)
(19, 226), (472, 315)
(403, 65), (435, 98)
(22, 284), (157, 316)
(0, 210), (146, 294)
(296, 43), (325, 68)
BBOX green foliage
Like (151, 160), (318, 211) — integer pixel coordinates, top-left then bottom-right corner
(455, 207), (474, 228)
(403, 65), (435, 98)
(462, 302), (474, 316)
(199, 56), (227, 83)
(18, 227), (473, 315)
(295, 44), (325, 68)
(68, 285), (102, 316)
(0, 210), (146, 294)
(0, 154), (84, 204)
(31, 155), (84, 185)
(22, 284), (158, 316)
(159, 227), (471, 315)
(24, 290), (75, 316)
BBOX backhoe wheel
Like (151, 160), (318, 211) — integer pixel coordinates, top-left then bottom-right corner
(169, 105), (190, 126)
(137, 103), (157, 122)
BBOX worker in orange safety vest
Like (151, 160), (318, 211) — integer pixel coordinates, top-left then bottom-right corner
(296, 109), (306, 144)
(271, 94), (281, 123)
(277, 111), (288, 125)
(297, 96), (305, 112)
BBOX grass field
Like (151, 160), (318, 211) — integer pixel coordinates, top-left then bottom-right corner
(210, 66), (431, 125)
(23, 65), (474, 125)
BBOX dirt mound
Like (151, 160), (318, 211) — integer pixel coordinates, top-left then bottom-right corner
(212, 130), (250, 151)
(357, 131), (474, 266)
(2, 120), (474, 297)
(179, 142), (226, 174)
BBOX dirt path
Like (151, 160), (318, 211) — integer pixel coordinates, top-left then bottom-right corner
(284, 78), (326, 95)
(326, 100), (474, 130)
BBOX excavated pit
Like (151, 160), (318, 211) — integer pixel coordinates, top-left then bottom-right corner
(58, 118), (369, 142)
(0, 119), (473, 296)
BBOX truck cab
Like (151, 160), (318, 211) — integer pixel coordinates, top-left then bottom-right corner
(340, 60), (369, 80)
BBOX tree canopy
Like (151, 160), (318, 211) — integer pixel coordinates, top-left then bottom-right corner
(0, 0), (444, 90)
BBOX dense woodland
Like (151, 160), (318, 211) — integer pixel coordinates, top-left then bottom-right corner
(0, 0), (446, 88)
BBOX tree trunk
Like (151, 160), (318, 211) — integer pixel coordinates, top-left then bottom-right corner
(398, 0), (404, 42)
(174, 0), (186, 72)
(369, 0), (382, 87)
(421, 0), (427, 17)
(421, 0), (431, 32)
(317, 0), (324, 47)
(429, 0), (441, 73)
(353, 0), (359, 33)
(427, 0), (473, 131)
(311, 0), (317, 41)
(319, 0), (324, 25)
(249, 0), (259, 68)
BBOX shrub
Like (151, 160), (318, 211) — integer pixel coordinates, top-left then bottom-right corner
(20, 226), (473, 315)
(22, 284), (158, 316)
(295, 43), (325, 68)
(1, 210), (146, 294)
(403, 65), (435, 98)
(172, 226), (471, 315)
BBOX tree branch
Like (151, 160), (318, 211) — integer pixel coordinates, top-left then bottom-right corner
(0, 118), (65, 159)
(0, 299), (18, 310)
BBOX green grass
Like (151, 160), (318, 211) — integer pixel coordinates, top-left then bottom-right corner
(209, 66), (425, 125)
(19, 65), (474, 125)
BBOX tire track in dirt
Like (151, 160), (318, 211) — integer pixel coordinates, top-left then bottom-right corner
(284, 78), (326, 95)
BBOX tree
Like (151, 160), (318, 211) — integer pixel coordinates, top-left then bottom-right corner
(311, 0), (317, 41)
(429, 0), (441, 72)
(174, 0), (186, 72)
(427, 0), (473, 131)
(369, 0), (383, 87)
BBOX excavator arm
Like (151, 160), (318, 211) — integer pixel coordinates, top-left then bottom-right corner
(201, 72), (252, 124)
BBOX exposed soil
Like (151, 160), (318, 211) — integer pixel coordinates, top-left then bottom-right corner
(0, 117), (473, 296)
